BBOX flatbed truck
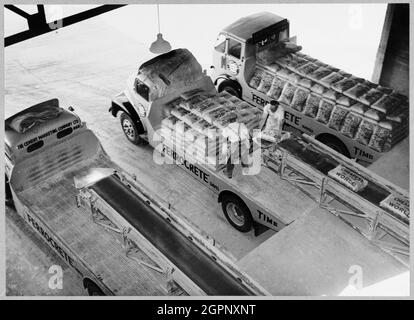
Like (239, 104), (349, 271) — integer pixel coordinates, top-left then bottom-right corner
(210, 12), (409, 165)
(110, 48), (409, 268)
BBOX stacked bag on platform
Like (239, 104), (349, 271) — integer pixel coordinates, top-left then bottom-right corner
(250, 48), (409, 153)
(160, 90), (262, 167)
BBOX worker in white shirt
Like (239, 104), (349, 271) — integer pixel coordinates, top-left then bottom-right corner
(259, 100), (285, 142)
(222, 122), (251, 179)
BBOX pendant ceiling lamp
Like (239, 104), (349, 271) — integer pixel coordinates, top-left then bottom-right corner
(149, 4), (171, 55)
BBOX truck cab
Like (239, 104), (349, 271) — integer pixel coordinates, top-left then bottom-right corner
(212, 12), (290, 99)
(110, 49), (218, 146)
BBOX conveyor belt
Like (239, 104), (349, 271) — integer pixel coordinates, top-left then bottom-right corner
(91, 176), (254, 296)
(279, 138), (392, 209)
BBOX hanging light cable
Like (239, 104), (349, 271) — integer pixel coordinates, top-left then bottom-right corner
(149, 4), (172, 54)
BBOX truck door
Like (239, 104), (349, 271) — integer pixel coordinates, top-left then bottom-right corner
(224, 38), (243, 77)
(213, 34), (243, 77)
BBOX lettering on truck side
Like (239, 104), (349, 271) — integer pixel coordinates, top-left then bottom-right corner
(257, 210), (279, 228)
(284, 111), (301, 127)
(17, 120), (81, 150)
(251, 93), (302, 127)
(25, 212), (77, 269)
(162, 144), (220, 190)
(251, 93), (268, 107)
(354, 146), (374, 160)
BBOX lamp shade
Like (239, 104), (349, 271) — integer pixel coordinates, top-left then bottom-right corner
(149, 33), (172, 55)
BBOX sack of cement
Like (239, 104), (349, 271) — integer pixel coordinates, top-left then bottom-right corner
(355, 119), (376, 146)
(368, 121), (392, 152)
(380, 194), (409, 219)
(9, 106), (63, 133)
(340, 112), (363, 139)
(328, 165), (368, 192)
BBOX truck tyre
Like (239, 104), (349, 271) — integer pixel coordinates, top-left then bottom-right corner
(221, 194), (253, 232)
(5, 175), (14, 208)
(120, 112), (143, 145)
(218, 81), (241, 99)
(84, 280), (105, 296)
(316, 135), (350, 158)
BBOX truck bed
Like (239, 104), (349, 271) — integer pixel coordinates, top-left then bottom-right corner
(16, 155), (176, 296)
(251, 52), (409, 153)
(237, 206), (407, 295)
(214, 164), (317, 225)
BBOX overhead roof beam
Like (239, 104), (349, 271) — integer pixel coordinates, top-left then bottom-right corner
(5, 4), (127, 47)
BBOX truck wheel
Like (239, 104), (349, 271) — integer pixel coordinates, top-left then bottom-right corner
(221, 194), (253, 232)
(218, 81), (241, 99)
(316, 135), (350, 158)
(5, 175), (14, 208)
(84, 280), (105, 296)
(120, 112), (143, 145)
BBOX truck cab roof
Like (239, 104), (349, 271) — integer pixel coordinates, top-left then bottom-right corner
(136, 48), (205, 100)
(222, 12), (289, 43)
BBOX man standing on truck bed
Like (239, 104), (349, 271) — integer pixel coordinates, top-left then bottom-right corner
(223, 122), (251, 179)
(259, 100), (285, 142)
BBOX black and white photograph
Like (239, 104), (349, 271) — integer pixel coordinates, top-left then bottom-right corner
(2, 1), (410, 300)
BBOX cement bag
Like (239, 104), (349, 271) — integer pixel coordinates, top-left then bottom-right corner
(249, 69), (265, 89)
(297, 62), (319, 76)
(355, 119), (376, 146)
(213, 111), (238, 129)
(323, 89), (341, 101)
(236, 102), (261, 123)
(315, 99), (334, 124)
(171, 107), (190, 121)
(204, 104), (234, 123)
(192, 118), (213, 135)
(310, 83), (325, 95)
(320, 72), (344, 87)
(180, 93), (212, 112)
(368, 121), (392, 152)
(298, 77), (312, 89)
(332, 78), (359, 93)
(182, 112), (203, 126)
(308, 67), (332, 82)
(291, 87), (309, 112)
(328, 105), (349, 131)
(344, 83), (371, 100)
(372, 92), (406, 114)
(328, 165), (368, 192)
(161, 114), (180, 129)
(9, 106), (63, 133)
(303, 93), (321, 118)
(359, 88), (384, 105)
(256, 71), (274, 94)
(278, 82), (296, 105)
(380, 194), (409, 220)
(336, 96), (354, 108)
(267, 77), (285, 100)
(193, 100), (217, 117)
(340, 112), (362, 138)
